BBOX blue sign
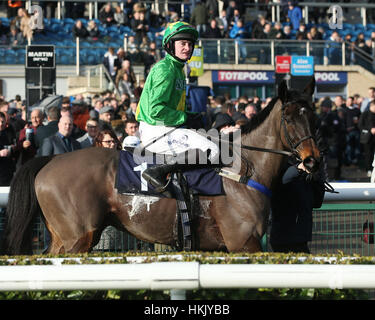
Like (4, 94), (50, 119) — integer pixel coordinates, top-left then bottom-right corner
(291, 56), (314, 76)
(315, 72), (347, 84)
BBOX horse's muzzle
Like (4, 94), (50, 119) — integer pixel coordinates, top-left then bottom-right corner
(303, 156), (320, 173)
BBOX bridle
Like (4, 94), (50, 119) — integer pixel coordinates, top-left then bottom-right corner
(279, 100), (315, 158)
(240, 99), (315, 160)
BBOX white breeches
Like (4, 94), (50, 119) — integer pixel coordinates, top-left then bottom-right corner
(138, 121), (220, 163)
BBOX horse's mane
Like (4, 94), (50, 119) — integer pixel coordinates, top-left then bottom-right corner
(241, 96), (279, 135)
(240, 88), (311, 135)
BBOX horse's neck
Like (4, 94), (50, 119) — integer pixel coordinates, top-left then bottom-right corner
(242, 106), (285, 188)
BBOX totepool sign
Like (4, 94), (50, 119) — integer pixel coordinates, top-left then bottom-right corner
(212, 71), (274, 84)
(315, 72), (347, 84)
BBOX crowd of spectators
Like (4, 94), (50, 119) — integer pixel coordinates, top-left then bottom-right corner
(203, 89), (375, 182)
(0, 86), (144, 187)
(1, 0), (375, 185)
(1, 1), (375, 70)
(3, 83), (375, 187)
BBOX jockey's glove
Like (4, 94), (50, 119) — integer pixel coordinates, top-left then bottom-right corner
(185, 112), (204, 130)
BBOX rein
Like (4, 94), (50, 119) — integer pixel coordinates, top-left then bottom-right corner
(219, 99), (317, 198)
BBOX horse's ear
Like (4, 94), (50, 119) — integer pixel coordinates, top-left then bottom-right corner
(303, 77), (316, 97)
(278, 80), (288, 103)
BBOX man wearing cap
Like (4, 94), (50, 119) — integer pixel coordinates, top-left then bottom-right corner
(135, 21), (223, 194)
(98, 105), (114, 131)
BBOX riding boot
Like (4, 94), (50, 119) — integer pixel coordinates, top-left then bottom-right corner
(142, 149), (226, 195)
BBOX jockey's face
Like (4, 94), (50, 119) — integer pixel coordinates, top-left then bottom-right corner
(174, 39), (193, 61)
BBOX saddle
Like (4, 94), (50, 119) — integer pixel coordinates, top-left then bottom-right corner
(115, 149), (225, 251)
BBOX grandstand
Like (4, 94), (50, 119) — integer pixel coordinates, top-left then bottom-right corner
(0, 1), (374, 99)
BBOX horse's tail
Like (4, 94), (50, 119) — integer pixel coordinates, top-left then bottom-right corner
(2, 156), (54, 255)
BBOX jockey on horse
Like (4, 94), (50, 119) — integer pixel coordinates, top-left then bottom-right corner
(136, 22), (225, 194)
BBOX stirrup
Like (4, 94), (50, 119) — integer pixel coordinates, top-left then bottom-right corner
(154, 173), (172, 193)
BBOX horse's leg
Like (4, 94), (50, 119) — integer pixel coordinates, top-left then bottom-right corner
(35, 182), (107, 254)
(237, 235), (262, 252)
(209, 192), (268, 253)
(43, 220), (65, 254)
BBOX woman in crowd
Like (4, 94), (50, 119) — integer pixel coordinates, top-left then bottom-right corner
(93, 128), (122, 150)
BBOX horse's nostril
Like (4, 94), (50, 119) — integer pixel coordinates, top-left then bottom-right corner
(303, 156), (317, 172)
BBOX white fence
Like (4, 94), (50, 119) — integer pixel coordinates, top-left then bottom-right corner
(1, 260), (375, 298)
(1, 183), (375, 298)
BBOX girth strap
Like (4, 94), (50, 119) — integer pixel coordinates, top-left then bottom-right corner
(172, 173), (195, 251)
(219, 169), (272, 198)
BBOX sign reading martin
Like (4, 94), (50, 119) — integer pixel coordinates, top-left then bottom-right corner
(26, 45), (55, 68)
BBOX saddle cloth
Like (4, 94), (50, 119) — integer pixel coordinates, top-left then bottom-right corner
(115, 150), (224, 197)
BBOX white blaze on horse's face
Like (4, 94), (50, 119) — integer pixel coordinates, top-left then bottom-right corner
(299, 107), (306, 116)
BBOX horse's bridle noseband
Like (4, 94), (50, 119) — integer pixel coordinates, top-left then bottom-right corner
(280, 100), (315, 158)
(239, 100), (315, 159)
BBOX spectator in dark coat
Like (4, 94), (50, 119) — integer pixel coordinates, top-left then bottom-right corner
(87, 20), (100, 41)
(295, 23), (308, 39)
(309, 26), (323, 40)
(130, 10), (149, 46)
(0, 20), (10, 44)
(205, 0), (218, 21)
(190, 0), (207, 36)
(35, 106), (59, 150)
(282, 25), (293, 39)
(202, 19), (222, 38)
(226, 0), (238, 27)
(344, 96), (361, 166)
(65, 2), (85, 19)
(316, 98), (346, 180)
(8, 26), (23, 45)
(0, 111), (17, 186)
(269, 22), (285, 39)
(72, 19), (88, 39)
(359, 100), (375, 176)
(40, 115), (81, 156)
(16, 108), (44, 167)
(270, 158), (325, 254)
(99, 3), (115, 27)
(251, 15), (267, 39)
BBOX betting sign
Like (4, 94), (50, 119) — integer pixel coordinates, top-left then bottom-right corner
(26, 45), (55, 68)
(275, 55), (291, 74)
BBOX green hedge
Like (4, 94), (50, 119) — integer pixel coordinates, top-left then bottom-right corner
(0, 251), (373, 300)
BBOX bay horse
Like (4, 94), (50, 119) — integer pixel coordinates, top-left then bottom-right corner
(2, 78), (320, 255)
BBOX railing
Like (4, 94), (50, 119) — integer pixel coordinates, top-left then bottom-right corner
(311, 203), (375, 256)
(4, 38), (375, 75)
(1, 261), (375, 295)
